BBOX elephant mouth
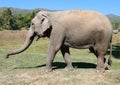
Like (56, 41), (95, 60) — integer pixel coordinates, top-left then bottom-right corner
(35, 34), (41, 41)
(34, 32), (42, 40)
(35, 33), (45, 41)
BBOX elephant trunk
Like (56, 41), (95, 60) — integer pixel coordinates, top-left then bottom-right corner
(6, 29), (36, 58)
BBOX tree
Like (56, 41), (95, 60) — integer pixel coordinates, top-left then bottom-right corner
(0, 8), (40, 30)
(109, 17), (120, 30)
(0, 8), (19, 30)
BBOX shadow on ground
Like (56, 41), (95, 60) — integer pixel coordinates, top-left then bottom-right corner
(14, 62), (96, 70)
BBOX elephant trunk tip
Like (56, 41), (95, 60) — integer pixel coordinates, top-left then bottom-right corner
(5, 53), (10, 59)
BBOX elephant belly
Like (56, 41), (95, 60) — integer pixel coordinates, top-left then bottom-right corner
(64, 29), (98, 49)
(64, 38), (94, 49)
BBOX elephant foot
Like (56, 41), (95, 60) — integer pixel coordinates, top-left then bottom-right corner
(64, 66), (74, 71)
(104, 60), (110, 70)
(96, 66), (105, 73)
(44, 67), (52, 72)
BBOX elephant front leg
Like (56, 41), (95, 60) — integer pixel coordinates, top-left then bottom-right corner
(61, 45), (74, 71)
(44, 28), (66, 72)
(44, 45), (58, 72)
(44, 36), (64, 72)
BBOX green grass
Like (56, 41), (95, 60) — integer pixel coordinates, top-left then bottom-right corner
(0, 31), (120, 85)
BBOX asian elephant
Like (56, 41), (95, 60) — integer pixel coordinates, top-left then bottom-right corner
(6, 10), (113, 72)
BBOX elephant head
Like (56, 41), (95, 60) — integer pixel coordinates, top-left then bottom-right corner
(6, 11), (52, 58)
(32, 11), (52, 39)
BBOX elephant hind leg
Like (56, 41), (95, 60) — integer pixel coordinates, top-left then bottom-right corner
(61, 45), (74, 71)
(89, 47), (98, 56)
(96, 46), (109, 72)
(89, 47), (108, 72)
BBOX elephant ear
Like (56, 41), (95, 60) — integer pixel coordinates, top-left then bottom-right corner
(41, 14), (51, 34)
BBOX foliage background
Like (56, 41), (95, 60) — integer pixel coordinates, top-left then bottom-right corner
(0, 7), (40, 30)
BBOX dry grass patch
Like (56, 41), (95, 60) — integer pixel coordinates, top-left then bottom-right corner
(0, 69), (120, 85)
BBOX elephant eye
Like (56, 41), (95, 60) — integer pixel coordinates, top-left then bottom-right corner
(41, 18), (45, 24)
(31, 22), (34, 25)
(31, 22), (35, 28)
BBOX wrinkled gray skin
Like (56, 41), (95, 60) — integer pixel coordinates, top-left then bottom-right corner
(6, 10), (113, 72)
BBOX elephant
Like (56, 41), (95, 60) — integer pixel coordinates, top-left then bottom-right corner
(6, 10), (113, 72)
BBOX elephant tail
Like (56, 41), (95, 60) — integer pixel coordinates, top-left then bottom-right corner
(104, 38), (112, 69)
(108, 39), (112, 66)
